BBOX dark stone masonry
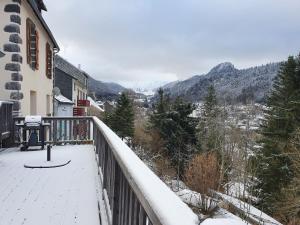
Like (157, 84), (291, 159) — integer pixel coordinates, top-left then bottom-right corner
(12, 101), (20, 111)
(4, 1), (23, 113)
(11, 73), (23, 81)
(4, 4), (20, 13)
(5, 63), (21, 72)
(4, 24), (20, 33)
(3, 43), (20, 52)
(10, 92), (23, 100)
(9, 34), (22, 44)
(10, 15), (21, 25)
(5, 82), (21, 90)
(11, 54), (22, 63)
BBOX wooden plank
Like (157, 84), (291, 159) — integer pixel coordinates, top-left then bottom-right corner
(139, 205), (147, 225)
(64, 119), (67, 141)
(112, 163), (120, 225)
(133, 196), (139, 225)
(128, 189), (133, 225)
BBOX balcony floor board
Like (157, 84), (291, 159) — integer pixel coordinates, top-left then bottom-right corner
(0, 145), (100, 225)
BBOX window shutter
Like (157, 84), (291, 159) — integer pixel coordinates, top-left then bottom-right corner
(46, 43), (52, 79)
(26, 19), (31, 65)
(46, 43), (49, 78)
(26, 18), (39, 70)
(35, 30), (39, 70)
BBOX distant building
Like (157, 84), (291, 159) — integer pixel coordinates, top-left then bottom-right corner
(53, 94), (74, 117)
(54, 55), (88, 105)
(0, 0), (59, 116)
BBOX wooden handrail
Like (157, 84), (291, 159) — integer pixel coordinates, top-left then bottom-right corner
(92, 117), (199, 225)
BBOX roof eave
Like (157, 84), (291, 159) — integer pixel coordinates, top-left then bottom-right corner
(27, 0), (60, 51)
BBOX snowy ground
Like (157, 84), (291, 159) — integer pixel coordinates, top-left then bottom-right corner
(0, 145), (100, 225)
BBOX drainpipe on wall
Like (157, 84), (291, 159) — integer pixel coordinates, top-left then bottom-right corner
(52, 48), (59, 116)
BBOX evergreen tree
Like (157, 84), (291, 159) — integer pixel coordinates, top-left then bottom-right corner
(107, 93), (134, 140)
(150, 90), (197, 178)
(149, 88), (170, 132)
(203, 85), (218, 119)
(198, 85), (223, 152)
(256, 55), (300, 214)
(163, 98), (197, 178)
(275, 128), (300, 223)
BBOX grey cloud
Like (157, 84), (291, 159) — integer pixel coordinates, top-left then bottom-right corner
(44, 0), (300, 86)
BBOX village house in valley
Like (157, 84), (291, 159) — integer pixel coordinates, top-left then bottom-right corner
(0, 0), (59, 116)
(54, 55), (89, 116)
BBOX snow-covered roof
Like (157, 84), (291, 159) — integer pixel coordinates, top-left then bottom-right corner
(54, 94), (74, 104)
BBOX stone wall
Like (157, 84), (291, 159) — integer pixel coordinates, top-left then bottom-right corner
(3, 0), (23, 114)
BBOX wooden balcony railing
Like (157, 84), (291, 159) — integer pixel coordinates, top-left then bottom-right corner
(13, 116), (199, 225)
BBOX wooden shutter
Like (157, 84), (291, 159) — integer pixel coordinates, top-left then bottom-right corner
(26, 18), (39, 70)
(35, 30), (39, 70)
(26, 18), (31, 65)
(46, 43), (52, 79)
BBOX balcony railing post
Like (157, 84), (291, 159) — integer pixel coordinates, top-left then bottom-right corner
(53, 119), (57, 145)
(112, 163), (121, 225)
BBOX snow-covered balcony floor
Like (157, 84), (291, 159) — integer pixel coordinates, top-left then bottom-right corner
(0, 145), (100, 225)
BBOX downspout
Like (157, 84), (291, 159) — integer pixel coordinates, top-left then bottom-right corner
(52, 48), (59, 116)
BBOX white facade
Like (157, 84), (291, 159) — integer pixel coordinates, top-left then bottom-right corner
(72, 79), (88, 104)
(0, 0), (58, 116)
(53, 94), (74, 117)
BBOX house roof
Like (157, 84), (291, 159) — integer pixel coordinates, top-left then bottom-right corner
(27, 0), (59, 50)
(35, 0), (47, 11)
(54, 94), (74, 104)
(54, 55), (87, 87)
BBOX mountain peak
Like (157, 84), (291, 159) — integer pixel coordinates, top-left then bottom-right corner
(209, 62), (236, 74)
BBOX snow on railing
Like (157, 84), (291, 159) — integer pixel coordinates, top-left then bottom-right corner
(92, 117), (199, 225)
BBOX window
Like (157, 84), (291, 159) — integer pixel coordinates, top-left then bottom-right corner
(46, 43), (52, 79)
(46, 94), (51, 116)
(30, 91), (37, 115)
(26, 18), (39, 70)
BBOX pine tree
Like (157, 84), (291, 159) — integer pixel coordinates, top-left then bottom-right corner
(198, 85), (222, 152)
(149, 88), (169, 132)
(203, 85), (218, 119)
(256, 55), (300, 214)
(150, 90), (197, 178)
(275, 128), (300, 223)
(164, 98), (197, 178)
(107, 93), (134, 140)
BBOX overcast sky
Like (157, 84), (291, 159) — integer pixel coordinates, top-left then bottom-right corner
(44, 0), (300, 88)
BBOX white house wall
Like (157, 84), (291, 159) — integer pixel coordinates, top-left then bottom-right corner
(0, 0), (55, 116)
